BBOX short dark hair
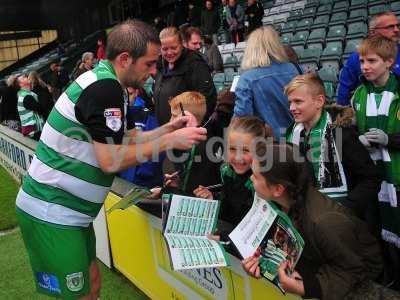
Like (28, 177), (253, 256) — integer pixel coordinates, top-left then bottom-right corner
(181, 26), (202, 43)
(106, 19), (160, 61)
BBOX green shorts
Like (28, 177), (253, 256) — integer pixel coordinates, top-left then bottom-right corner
(16, 208), (96, 299)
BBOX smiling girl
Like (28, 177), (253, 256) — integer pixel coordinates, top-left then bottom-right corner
(194, 116), (272, 238)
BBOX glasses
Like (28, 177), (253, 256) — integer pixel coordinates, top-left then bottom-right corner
(374, 23), (400, 30)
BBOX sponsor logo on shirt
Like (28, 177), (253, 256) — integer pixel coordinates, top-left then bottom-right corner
(104, 108), (122, 132)
(36, 272), (61, 294)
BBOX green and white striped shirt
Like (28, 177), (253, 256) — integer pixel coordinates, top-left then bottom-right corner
(16, 60), (124, 227)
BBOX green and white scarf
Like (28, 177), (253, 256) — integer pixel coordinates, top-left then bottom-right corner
(353, 74), (400, 248)
(353, 74), (400, 208)
(287, 110), (348, 200)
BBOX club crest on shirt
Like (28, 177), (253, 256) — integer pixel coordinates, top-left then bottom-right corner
(66, 272), (84, 292)
(104, 108), (122, 132)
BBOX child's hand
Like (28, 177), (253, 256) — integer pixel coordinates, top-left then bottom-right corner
(241, 256), (261, 278)
(193, 185), (213, 199)
(149, 187), (162, 199)
(359, 134), (371, 148)
(277, 260), (305, 296)
(164, 171), (180, 188)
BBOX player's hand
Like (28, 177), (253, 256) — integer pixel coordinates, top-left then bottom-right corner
(277, 260), (305, 296)
(167, 112), (198, 131)
(193, 185), (213, 199)
(167, 127), (207, 150)
(206, 234), (220, 241)
(241, 256), (261, 278)
(164, 171), (180, 188)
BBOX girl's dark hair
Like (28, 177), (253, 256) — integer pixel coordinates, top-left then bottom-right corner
(256, 143), (311, 226)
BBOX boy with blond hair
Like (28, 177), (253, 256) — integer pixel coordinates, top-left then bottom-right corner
(353, 36), (400, 269)
(285, 73), (380, 225)
(164, 91), (221, 195)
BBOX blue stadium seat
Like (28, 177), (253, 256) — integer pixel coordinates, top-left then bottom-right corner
(300, 48), (322, 72)
(281, 20), (297, 33)
(281, 32), (294, 44)
(292, 45), (305, 57)
(311, 14), (330, 29)
(213, 73), (226, 93)
(391, 1), (400, 13)
(326, 25), (347, 43)
(223, 55), (240, 69)
(296, 17), (314, 31)
(348, 8), (368, 24)
(316, 4), (333, 16)
(320, 42), (343, 72)
(347, 22), (368, 40)
(305, 0), (319, 9)
(307, 28), (327, 49)
(350, 0), (368, 10)
(369, 4), (389, 16)
(302, 6), (317, 18)
(342, 39), (362, 64)
(333, 1), (350, 13)
(318, 66), (338, 102)
(287, 9), (304, 21)
(291, 31), (310, 47)
(330, 12), (348, 27)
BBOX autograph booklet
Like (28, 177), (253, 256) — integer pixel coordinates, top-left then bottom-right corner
(162, 194), (229, 270)
(229, 194), (304, 289)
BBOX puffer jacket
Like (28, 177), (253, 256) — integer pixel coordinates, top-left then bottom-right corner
(153, 48), (217, 125)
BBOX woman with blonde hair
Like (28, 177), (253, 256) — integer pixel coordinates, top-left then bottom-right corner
(153, 26), (217, 126)
(233, 26), (300, 138)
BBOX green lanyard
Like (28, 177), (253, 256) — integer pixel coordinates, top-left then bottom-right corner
(181, 145), (197, 193)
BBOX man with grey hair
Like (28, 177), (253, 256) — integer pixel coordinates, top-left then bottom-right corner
(15, 19), (207, 300)
(72, 52), (95, 79)
(337, 11), (400, 105)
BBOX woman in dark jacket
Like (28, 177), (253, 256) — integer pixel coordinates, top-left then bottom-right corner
(243, 144), (394, 300)
(28, 71), (54, 121)
(153, 26), (217, 126)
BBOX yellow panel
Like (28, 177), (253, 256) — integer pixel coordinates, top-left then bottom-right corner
(18, 45), (39, 59)
(0, 40), (16, 48)
(0, 61), (14, 71)
(105, 194), (301, 300)
(0, 47), (18, 60)
(39, 30), (57, 44)
(16, 38), (38, 46)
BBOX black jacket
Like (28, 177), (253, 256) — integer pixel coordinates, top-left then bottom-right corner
(154, 48), (217, 125)
(296, 187), (383, 300)
(245, 1), (264, 33)
(201, 8), (220, 35)
(0, 85), (19, 122)
(287, 105), (382, 220)
(188, 5), (202, 26)
(32, 85), (54, 121)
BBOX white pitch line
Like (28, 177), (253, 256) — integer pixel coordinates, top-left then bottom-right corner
(0, 227), (19, 237)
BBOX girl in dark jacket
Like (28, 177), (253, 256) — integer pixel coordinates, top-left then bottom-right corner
(242, 143), (397, 300)
(194, 116), (272, 239)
